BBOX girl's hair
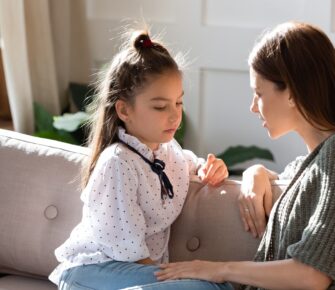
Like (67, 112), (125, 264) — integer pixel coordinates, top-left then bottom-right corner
(248, 21), (335, 131)
(82, 30), (180, 187)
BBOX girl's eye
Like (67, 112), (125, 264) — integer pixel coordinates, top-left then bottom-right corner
(176, 102), (183, 106)
(154, 106), (166, 111)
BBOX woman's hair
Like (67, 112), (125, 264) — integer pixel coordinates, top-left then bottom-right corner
(82, 30), (180, 187)
(248, 21), (335, 131)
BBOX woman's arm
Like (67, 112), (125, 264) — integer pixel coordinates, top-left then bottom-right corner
(239, 164), (278, 238)
(156, 259), (331, 290)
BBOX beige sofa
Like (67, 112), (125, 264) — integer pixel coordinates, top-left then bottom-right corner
(0, 129), (287, 290)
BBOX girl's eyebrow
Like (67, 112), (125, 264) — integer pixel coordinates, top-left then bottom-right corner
(150, 91), (184, 102)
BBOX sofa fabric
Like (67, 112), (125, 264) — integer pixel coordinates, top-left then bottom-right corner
(0, 129), (288, 290)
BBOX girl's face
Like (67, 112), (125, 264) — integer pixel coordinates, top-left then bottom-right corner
(249, 68), (300, 139)
(119, 71), (183, 151)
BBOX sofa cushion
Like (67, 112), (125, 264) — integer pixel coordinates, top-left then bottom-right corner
(0, 129), (88, 278)
(0, 275), (56, 290)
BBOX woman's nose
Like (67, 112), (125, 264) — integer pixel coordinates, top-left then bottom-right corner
(250, 96), (258, 113)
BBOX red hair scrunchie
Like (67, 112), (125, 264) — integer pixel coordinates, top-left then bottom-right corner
(142, 38), (153, 48)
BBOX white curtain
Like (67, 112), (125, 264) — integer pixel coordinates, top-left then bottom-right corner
(0, 0), (90, 134)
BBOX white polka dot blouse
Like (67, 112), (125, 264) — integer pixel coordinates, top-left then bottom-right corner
(49, 127), (204, 285)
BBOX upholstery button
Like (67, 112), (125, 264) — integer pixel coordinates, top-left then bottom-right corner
(44, 205), (58, 220)
(187, 237), (200, 251)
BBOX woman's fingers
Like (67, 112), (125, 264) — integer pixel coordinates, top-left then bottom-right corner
(246, 194), (267, 237)
(156, 262), (192, 281)
(238, 201), (250, 231)
(238, 191), (267, 238)
(238, 165), (274, 238)
(156, 261), (225, 283)
(243, 198), (258, 238)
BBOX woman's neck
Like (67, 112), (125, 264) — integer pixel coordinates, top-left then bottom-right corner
(299, 128), (334, 153)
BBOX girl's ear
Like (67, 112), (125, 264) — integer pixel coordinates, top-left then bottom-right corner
(288, 96), (296, 108)
(115, 99), (131, 122)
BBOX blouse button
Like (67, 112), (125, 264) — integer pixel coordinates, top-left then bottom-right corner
(187, 237), (200, 251)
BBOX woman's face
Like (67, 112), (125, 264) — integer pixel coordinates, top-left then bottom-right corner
(249, 68), (299, 139)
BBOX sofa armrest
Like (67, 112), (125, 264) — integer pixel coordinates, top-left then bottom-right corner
(169, 179), (288, 263)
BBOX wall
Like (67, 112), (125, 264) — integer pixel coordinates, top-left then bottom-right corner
(83, 0), (335, 172)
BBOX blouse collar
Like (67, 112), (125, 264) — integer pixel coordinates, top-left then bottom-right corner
(117, 127), (167, 161)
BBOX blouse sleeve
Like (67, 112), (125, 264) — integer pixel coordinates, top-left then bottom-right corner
(84, 154), (150, 262)
(182, 148), (205, 176)
(287, 158), (335, 279)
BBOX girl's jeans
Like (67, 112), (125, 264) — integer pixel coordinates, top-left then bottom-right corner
(59, 261), (234, 290)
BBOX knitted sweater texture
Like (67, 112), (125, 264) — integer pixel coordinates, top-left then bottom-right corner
(243, 134), (335, 290)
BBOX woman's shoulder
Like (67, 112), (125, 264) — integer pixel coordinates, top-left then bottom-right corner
(316, 134), (335, 165)
(315, 134), (335, 177)
(279, 155), (306, 180)
(320, 133), (335, 153)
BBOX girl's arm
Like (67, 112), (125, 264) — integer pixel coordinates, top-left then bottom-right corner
(156, 259), (331, 290)
(239, 164), (278, 238)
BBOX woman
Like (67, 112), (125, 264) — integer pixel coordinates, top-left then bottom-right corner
(155, 21), (335, 290)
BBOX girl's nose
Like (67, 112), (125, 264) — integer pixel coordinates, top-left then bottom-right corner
(169, 107), (180, 122)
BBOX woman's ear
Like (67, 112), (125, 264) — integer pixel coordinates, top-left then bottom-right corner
(115, 99), (131, 123)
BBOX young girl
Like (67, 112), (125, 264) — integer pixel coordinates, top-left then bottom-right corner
(49, 30), (232, 290)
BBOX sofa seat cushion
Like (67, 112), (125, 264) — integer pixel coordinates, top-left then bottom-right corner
(0, 275), (56, 290)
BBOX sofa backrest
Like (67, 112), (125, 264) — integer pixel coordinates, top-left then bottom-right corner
(169, 179), (286, 263)
(0, 129), (88, 278)
(0, 129), (288, 280)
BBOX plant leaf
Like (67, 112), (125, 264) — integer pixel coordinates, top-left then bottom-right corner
(53, 112), (89, 132)
(33, 102), (54, 132)
(69, 82), (94, 111)
(34, 130), (79, 144)
(217, 145), (274, 167)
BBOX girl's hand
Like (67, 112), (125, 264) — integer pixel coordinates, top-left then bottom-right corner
(198, 154), (229, 186)
(239, 165), (274, 238)
(155, 260), (226, 283)
(137, 257), (155, 265)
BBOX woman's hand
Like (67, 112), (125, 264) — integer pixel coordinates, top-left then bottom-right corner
(155, 260), (226, 283)
(198, 154), (229, 186)
(239, 165), (276, 238)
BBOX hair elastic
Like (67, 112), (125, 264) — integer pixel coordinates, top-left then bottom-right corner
(141, 38), (153, 48)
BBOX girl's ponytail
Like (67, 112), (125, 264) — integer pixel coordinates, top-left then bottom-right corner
(82, 28), (181, 188)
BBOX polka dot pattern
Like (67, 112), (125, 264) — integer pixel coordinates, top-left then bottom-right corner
(50, 127), (205, 285)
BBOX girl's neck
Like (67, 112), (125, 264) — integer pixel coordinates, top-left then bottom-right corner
(122, 127), (160, 151)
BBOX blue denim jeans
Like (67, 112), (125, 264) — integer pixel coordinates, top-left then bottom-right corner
(59, 261), (233, 290)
